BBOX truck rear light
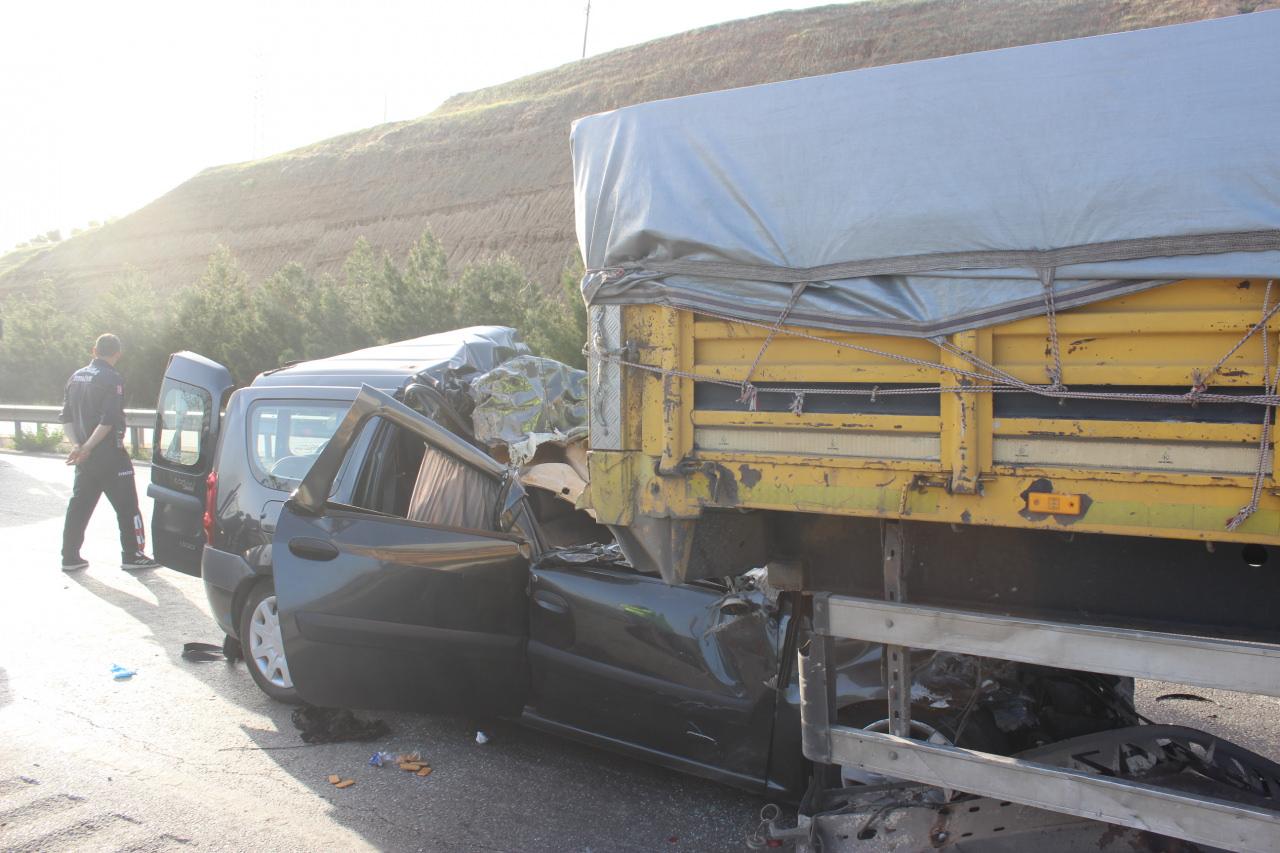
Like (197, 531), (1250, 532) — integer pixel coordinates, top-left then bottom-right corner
(203, 469), (218, 544)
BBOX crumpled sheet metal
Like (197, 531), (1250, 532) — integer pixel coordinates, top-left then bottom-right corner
(572, 14), (1280, 337)
(469, 355), (587, 463)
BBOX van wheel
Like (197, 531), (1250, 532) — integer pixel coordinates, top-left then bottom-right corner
(240, 581), (301, 704)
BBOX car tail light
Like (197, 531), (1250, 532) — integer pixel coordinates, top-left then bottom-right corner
(203, 469), (218, 544)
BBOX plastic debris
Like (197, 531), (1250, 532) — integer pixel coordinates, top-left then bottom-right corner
(110, 664), (136, 681)
(368, 751), (394, 767)
(291, 705), (391, 744)
(180, 641), (226, 662)
(1156, 692), (1216, 704)
(475, 731), (491, 745)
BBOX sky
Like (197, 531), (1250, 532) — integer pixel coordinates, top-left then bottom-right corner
(0, 0), (835, 254)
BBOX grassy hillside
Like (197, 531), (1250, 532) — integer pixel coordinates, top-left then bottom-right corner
(2, 0), (1273, 300)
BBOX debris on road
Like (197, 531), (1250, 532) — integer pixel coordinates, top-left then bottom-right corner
(1155, 692), (1217, 704)
(368, 751), (394, 767)
(334, 779), (355, 789)
(181, 641), (226, 662)
(328, 774), (341, 784)
(417, 767), (432, 777)
(291, 705), (391, 744)
(475, 731), (491, 745)
(110, 664), (136, 681)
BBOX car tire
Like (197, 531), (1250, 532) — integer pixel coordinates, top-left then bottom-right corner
(239, 580), (301, 704)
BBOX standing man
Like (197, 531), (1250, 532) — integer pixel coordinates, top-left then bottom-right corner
(59, 333), (159, 572)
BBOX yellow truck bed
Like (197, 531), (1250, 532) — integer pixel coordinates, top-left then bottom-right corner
(586, 278), (1280, 568)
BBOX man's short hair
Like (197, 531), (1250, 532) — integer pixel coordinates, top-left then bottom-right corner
(94, 333), (122, 358)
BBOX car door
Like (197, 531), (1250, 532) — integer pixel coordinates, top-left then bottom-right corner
(148, 352), (234, 575)
(526, 564), (783, 788)
(272, 384), (533, 715)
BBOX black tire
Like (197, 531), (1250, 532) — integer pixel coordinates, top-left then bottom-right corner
(239, 580), (302, 704)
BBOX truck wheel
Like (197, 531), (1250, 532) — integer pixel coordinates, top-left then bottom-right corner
(240, 580), (301, 704)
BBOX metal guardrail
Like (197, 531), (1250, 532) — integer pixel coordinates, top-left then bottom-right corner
(0, 404), (154, 455)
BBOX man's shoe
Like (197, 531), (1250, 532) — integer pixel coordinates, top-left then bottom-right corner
(61, 559), (89, 572)
(121, 554), (160, 571)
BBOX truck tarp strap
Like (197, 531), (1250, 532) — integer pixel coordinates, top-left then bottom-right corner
(621, 230), (1280, 288)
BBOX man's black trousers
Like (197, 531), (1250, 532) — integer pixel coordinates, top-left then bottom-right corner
(62, 448), (144, 563)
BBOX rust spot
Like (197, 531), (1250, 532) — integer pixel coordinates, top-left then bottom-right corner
(1238, 280), (1252, 289)
(1220, 369), (1248, 377)
(1018, 478), (1092, 525)
(1066, 337), (1097, 354)
(702, 462), (739, 506)
(737, 464), (762, 488)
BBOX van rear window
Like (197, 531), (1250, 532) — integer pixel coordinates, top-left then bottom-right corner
(157, 380), (212, 468)
(247, 401), (346, 491)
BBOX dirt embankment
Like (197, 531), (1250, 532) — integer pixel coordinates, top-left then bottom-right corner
(2, 0), (1272, 301)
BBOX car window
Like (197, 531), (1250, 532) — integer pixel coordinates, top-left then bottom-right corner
(247, 401), (347, 491)
(158, 380), (212, 468)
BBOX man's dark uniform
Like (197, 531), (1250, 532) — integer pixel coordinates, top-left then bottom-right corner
(59, 358), (145, 564)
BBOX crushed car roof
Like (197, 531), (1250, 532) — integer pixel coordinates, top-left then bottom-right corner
(251, 326), (529, 390)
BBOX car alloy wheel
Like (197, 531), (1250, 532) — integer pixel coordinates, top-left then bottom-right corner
(840, 718), (950, 787)
(247, 594), (293, 689)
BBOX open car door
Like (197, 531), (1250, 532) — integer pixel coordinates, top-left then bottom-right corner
(272, 385), (534, 715)
(148, 352), (233, 576)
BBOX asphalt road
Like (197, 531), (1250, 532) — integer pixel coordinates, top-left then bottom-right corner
(2, 450), (1279, 852)
(0, 451), (768, 852)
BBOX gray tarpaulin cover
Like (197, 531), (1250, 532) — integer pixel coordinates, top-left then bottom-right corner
(572, 13), (1280, 337)
(469, 355), (587, 462)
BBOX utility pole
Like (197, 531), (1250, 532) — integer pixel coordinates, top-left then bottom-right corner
(581, 1), (591, 59)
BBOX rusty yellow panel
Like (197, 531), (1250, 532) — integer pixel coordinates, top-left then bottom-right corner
(692, 322), (942, 384)
(594, 279), (1280, 550)
(668, 455), (1280, 544)
(694, 426), (940, 462)
(585, 451), (636, 526)
(993, 417), (1264, 444)
(692, 410), (941, 433)
(939, 329), (988, 493)
(992, 331), (1274, 386)
(630, 305), (678, 457)
(998, 279), (1268, 335)
(993, 278), (1275, 386)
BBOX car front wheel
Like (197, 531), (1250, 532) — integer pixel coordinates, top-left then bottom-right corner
(240, 580), (301, 704)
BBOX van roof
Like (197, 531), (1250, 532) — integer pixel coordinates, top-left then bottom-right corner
(250, 326), (528, 391)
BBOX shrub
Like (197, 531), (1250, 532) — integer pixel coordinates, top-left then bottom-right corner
(12, 423), (65, 453)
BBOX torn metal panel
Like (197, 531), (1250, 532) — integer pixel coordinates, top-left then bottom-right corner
(469, 355), (588, 464)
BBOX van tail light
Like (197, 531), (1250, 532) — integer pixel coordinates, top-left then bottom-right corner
(203, 469), (219, 544)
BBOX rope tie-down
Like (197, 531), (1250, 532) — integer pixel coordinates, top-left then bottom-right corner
(585, 275), (1280, 531)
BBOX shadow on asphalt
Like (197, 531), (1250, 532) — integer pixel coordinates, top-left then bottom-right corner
(64, 568), (277, 715)
(0, 456), (71, 527)
(238, 709), (768, 853)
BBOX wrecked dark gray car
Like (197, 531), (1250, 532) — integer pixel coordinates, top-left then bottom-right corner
(151, 329), (1133, 798)
(271, 384), (1135, 798)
